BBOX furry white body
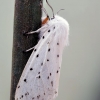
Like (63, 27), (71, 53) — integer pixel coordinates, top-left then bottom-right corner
(15, 15), (69, 100)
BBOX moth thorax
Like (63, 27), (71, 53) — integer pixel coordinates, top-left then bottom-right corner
(42, 16), (49, 25)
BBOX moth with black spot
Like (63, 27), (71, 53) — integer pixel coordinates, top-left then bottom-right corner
(15, 0), (69, 100)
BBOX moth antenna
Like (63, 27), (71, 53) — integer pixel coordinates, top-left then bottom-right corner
(42, 7), (49, 19)
(40, 1), (49, 18)
(46, 0), (55, 18)
(57, 9), (65, 14)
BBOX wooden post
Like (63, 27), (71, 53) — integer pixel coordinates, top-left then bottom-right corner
(10, 0), (42, 100)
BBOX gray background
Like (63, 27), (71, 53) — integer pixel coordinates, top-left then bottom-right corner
(0, 0), (100, 100)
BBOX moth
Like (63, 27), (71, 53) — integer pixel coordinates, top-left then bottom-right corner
(15, 0), (69, 100)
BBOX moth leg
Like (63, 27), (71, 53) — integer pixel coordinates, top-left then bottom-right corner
(26, 25), (47, 35)
(23, 46), (34, 53)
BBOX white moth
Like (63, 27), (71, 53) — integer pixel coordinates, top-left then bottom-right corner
(15, 1), (69, 100)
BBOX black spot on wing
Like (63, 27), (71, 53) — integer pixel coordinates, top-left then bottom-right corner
(36, 54), (39, 58)
(53, 26), (55, 29)
(25, 92), (29, 97)
(21, 95), (23, 98)
(30, 68), (33, 70)
(57, 55), (59, 57)
(48, 48), (50, 52)
(20, 95), (24, 99)
(47, 59), (49, 61)
(57, 70), (59, 73)
(24, 79), (27, 82)
(55, 91), (57, 94)
(48, 30), (50, 32)
(42, 36), (45, 39)
(25, 92), (29, 96)
(38, 76), (41, 78)
(18, 86), (20, 88)
(32, 97), (35, 99)
(51, 81), (53, 87)
(50, 73), (52, 76)
(41, 62), (43, 66)
(57, 43), (59, 45)
(47, 76), (49, 79)
(37, 95), (40, 99)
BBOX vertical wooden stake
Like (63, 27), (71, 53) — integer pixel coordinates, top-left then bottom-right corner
(10, 0), (42, 100)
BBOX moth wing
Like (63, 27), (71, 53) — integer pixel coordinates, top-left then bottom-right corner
(15, 24), (59, 100)
(41, 24), (69, 100)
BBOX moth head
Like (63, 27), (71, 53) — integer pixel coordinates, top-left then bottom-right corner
(42, 0), (65, 25)
(42, 0), (54, 25)
(42, 16), (49, 25)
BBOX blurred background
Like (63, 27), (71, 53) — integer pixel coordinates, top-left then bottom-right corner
(0, 0), (100, 100)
